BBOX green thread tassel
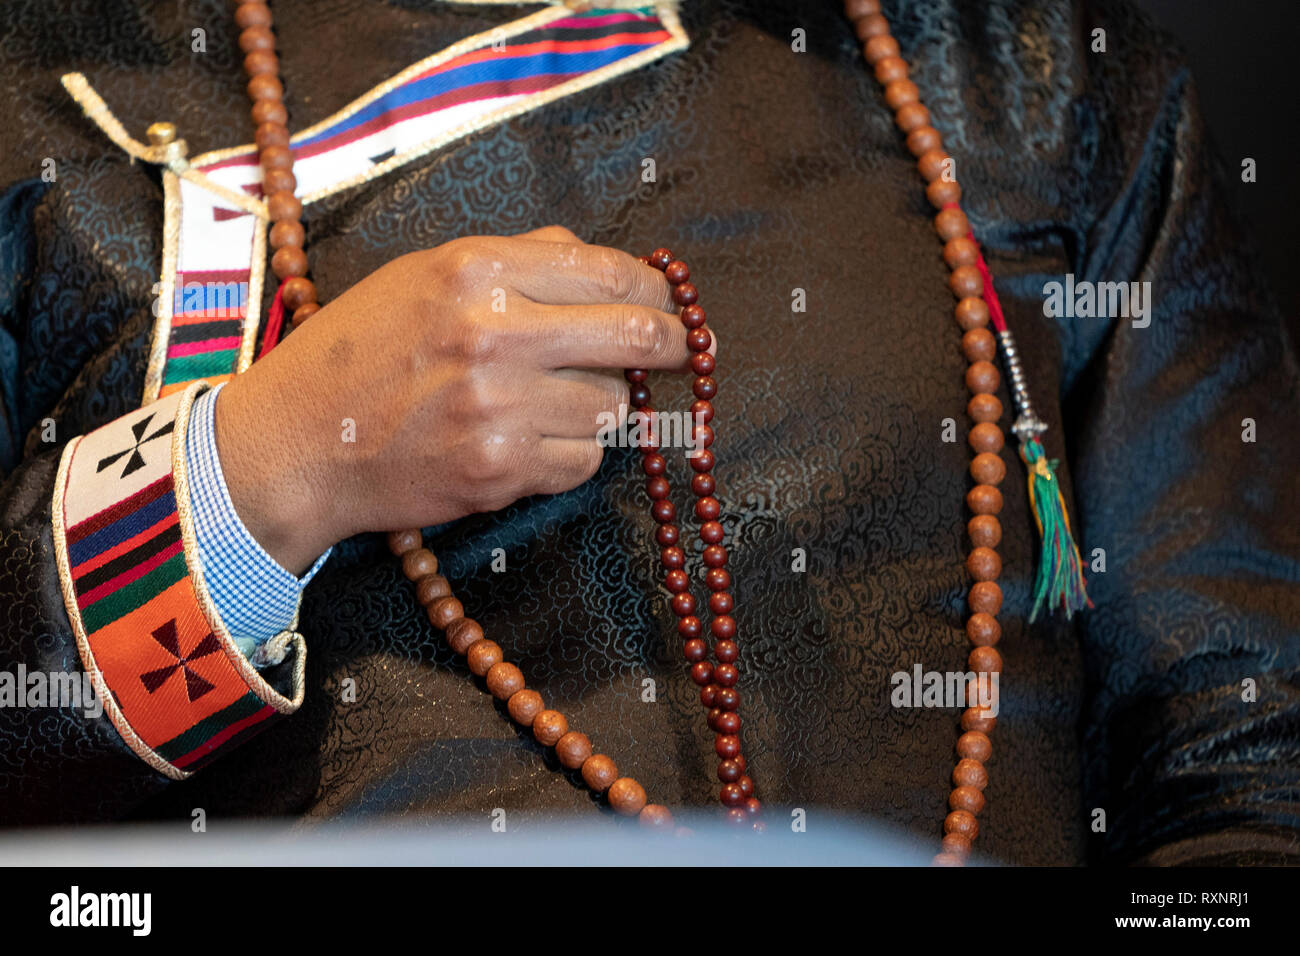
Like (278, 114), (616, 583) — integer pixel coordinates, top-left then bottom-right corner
(1020, 437), (1092, 621)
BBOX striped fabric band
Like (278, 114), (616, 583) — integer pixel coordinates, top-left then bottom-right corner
(147, 5), (687, 400)
(52, 383), (306, 779)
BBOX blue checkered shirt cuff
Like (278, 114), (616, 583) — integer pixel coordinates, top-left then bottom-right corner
(184, 383), (331, 659)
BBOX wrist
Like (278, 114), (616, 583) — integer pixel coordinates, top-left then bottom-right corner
(212, 375), (341, 576)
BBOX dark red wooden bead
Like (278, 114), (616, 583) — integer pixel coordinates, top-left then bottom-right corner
(680, 304), (706, 329)
(677, 616), (702, 638)
(690, 661), (713, 686)
(738, 775), (754, 797)
(649, 248), (673, 269)
(646, 476), (669, 500)
(716, 686), (739, 710)
(629, 383), (651, 407)
(691, 352), (715, 376)
(665, 569), (689, 593)
(690, 399), (714, 424)
(706, 568), (731, 591)
(718, 759), (742, 782)
(686, 328), (711, 352)
(714, 663), (738, 687)
(699, 520), (724, 544)
(715, 735), (740, 759)
(689, 449), (715, 473)
(651, 499), (676, 523)
(700, 683), (719, 707)
(693, 376), (717, 400)
(691, 473), (715, 497)
(695, 497), (721, 521)
(656, 524), (679, 546)
(625, 368), (647, 383)
(716, 711), (740, 735)
(642, 454), (666, 476)
(709, 592), (734, 615)
(711, 615), (737, 639)
(683, 638), (707, 662)
(671, 592), (696, 616)
(672, 283), (698, 306)
(703, 545), (728, 568)
(664, 260), (690, 284)
(721, 783), (745, 807)
(661, 546), (685, 569)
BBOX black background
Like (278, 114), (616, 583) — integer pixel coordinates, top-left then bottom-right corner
(1134, 0), (1298, 323)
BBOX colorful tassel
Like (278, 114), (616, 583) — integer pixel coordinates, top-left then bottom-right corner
(1020, 437), (1092, 620)
(964, 221), (1092, 621)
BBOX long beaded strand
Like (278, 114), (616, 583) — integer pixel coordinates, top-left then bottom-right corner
(844, 0), (1004, 865)
(236, 0), (758, 827)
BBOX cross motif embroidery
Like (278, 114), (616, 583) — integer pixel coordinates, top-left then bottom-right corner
(139, 620), (222, 702)
(96, 412), (175, 478)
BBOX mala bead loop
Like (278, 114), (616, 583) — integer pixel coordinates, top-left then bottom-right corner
(237, 5), (697, 831)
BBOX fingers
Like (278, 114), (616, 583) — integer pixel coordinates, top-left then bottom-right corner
(508, 239), (676, 314)
(525, 437), (606, 497)
(532, 369), (629, 439)
(523, 301), (718, 372)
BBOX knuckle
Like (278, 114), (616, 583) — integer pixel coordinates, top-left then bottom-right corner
(470, 437), (514, 484)
(447, 369), (496, 423)
(593, 247), (635, 302)
(439, 238), (490, 292)
(454, 316), (499, 362)
(616, 306), (667, 364)
(538, 224), (580, 243)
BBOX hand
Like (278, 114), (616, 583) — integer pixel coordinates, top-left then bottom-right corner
(214, 227), (710, 574)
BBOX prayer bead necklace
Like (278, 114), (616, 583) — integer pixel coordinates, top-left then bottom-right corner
(234, 0), (757, 833)
(235, 0), (1093, 860)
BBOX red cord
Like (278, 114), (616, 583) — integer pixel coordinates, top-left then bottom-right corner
(257, 278), (287, 360)
(942, 202), (1007, 333)
(968, 232), (1008, 333)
